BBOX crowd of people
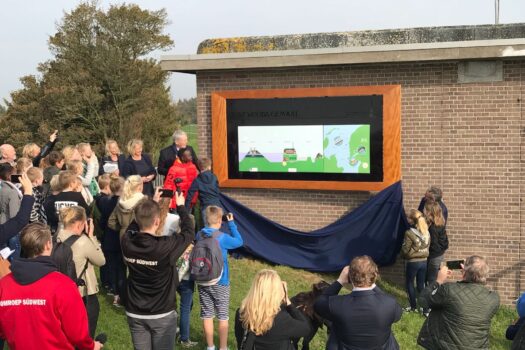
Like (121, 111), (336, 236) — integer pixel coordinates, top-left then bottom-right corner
(0, 130), (522, 350)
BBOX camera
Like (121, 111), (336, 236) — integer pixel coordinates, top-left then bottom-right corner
(174, 178), (183, 195)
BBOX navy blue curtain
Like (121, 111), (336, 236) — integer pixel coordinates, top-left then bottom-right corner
(219, 181), (408, 272)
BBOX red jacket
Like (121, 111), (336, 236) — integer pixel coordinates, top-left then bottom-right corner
(164, 160), (198, 208)
(0, 257), (94, 350)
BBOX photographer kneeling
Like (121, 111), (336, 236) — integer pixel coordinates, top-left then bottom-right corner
(417, 256), (500, 350)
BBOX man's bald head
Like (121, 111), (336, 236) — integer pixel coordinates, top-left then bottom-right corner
(0, 144), (16, 163)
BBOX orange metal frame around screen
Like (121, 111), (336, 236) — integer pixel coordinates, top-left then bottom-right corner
(211, 85), (401, 191)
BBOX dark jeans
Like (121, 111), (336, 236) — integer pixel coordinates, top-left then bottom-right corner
(106, 250), (126, 295)
(127, 311), (178, 350)
(177, 279), (195, 342)
(83, 294), (100, 338)
(426, 254), (444, 285)
(405, 260), (427, 309)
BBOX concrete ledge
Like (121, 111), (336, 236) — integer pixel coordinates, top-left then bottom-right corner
(161, 39), (525, 73)
(197, 23), (525, 54)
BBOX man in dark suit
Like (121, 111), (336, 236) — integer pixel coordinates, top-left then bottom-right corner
(314, 256), (402, 350)
(157, 130), (198, 177)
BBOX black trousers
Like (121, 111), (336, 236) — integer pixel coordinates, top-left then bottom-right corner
(83, 294), (100, 338)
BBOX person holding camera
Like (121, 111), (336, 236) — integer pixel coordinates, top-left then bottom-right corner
(314, 256), (402, 350)
(417, 256), (500, 350)
(56, 206), (106, 338)
(121, 193), (194, 350)
(234, 269), (311, 350)
(197, 206), (244, 350)
(0, 223), (103, 350)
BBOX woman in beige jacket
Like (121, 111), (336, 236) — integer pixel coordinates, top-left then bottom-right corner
(57, 206), (105, 337)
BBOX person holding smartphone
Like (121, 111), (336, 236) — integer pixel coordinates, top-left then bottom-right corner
(56, 206), (106, 338)
(235, 269), (311, 350)
(417, 256), (499, 350)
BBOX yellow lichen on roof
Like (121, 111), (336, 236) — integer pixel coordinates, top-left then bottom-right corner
(198, 38), (276, 54)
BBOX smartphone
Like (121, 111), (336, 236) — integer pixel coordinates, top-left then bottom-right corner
(446, 259), (465, 270)
(160, 189), (174, 198)
(222, 214), (229, 222)
(10, 174), (21, 184)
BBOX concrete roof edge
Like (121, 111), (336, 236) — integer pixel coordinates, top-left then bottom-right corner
(160, 38), (525, 73)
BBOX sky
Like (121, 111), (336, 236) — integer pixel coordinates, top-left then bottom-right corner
(1, 0), (525, 104)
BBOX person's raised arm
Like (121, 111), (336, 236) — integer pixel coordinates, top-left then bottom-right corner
(220, 213), (243, 249)
(419, 265), (450, 310)
(0, 174), (35, 244)
(80, 158), (96, 186)
(33, 130), (58, 167)
(279, 281), (313, 338)
(314, 266), (347, 321)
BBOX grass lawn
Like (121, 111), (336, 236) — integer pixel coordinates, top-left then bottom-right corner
(96, 257), (516, 350)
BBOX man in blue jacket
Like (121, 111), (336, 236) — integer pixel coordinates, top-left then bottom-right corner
(314, 256), (402, 350)
(196, 206), (243, 350)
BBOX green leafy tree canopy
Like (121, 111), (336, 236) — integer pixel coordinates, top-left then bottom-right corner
(1, 2), (178, 158)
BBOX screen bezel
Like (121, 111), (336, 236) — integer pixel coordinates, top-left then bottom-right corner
(211, 86), (401, 191)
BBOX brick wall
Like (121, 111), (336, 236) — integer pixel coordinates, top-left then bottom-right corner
(195, 60), (524, 304)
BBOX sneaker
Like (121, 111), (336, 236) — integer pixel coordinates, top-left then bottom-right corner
(423, 311), (430, 318)
(403, 306), (416, 312)
(179, 340), (198, 348)
(112, 295), (121, 308)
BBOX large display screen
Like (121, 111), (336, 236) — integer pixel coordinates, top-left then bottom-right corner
(226, 95), (383, 182)
(238, 125), (371, 174)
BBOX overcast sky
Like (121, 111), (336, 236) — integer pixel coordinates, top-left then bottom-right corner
(1, 0), (525, 104)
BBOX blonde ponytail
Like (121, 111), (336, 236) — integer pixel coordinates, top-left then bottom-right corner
(59, 206), (87, 228)
(122, 175), (143, 201)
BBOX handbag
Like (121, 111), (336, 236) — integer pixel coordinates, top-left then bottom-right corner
(240, 328), (256, 350)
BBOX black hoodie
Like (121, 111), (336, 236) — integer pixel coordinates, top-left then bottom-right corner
(121, 205), (195, 316)
(10, 256), (58, 285)
(185, 170), (221, 209)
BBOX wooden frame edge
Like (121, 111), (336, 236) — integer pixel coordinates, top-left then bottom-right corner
(211, 86), (401, 191)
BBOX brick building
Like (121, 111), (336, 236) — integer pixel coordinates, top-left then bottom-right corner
(161, 24), (525, 304)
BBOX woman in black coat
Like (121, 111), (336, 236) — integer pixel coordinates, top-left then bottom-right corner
(99, 140), (126, 176)
(235, 269), (311, 350)
(121, 139), (156, 197)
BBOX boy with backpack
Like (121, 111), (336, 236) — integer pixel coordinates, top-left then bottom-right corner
(193, 206), (243, 350)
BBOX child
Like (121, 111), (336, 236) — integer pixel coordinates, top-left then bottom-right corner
(43, 151), (65, 198)
(185, 158), (221, 224)
(26, 167), (46, 224)
(97, 175), (125, 306)
(196, 206), (243, 350)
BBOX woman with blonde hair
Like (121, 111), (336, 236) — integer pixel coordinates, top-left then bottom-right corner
(424, 201), (449, 285)
(235, 269), (310, 350)
(108, 175), (145, 237)
(99, 139), (125, 176)
(401, 209), (430, 313)
(22, 130), (58, 167)
(121, 139), (156, 197)
(62, 145), (82, 170)
(56, 206), (105, 338)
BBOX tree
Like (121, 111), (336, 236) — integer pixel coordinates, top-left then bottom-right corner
(0, 2), (178, 158)
(173, 98), (197, 125)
